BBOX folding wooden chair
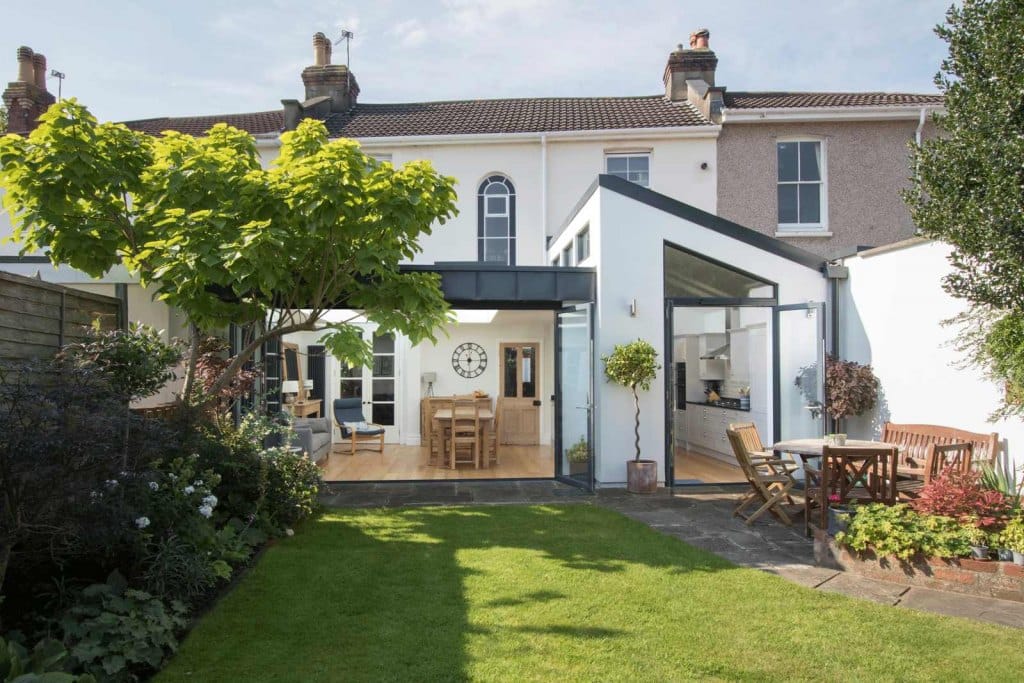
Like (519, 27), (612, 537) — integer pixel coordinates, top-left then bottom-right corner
(727, 427), (797, 526)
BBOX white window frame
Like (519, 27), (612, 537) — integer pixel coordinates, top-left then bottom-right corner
(605, 152), (651, 187)
(477, 175), (516, 265)
(775, 137), (828, 233)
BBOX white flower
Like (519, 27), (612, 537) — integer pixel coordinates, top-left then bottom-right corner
(168, 473), (178, 481)
(183, 485), (195, 495)
(90, 491), (101, 500)
(193, 480), (204, 487)
(105, 479), (118, 489)
(198, 504), (213, 518)
(148, 481), (159, 491)
(135, 516), (151, 529)
(202, 494), (218, 508)
(285, 528), (295, 537)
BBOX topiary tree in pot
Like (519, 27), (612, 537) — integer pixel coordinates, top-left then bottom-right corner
(824, 355), (879, 434)
(602, 339), (660, 493)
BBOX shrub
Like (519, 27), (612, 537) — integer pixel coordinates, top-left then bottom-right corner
(836, 503), (973, 560)
(0, 635), (96, 682)
(262, 447), (322, 529)
(1000, 516), (1024, 553)
(60, 572), (187, 682)
(911, 468), (1011, 528)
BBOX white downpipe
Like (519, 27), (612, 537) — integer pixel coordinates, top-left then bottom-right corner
(540, 134), (548, 265)
(915, 106), (927, 146)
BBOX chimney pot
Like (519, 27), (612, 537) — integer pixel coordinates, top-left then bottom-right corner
(313, 32), (331, 66)
(689, 28), (710, 49)
(16, 46), (34, 83)
(31, 53), (47, 90)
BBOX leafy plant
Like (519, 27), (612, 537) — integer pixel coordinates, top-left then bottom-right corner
(824, 356), (879, 422)
(60, 572), (187, 682)
(836, 503), (973, 560)
(911, 468), (1011, 528)
(1000, 516), (1024, 553)
(0, 101), (458, 407)
(566, 437), (590, 464)
(188, 336), (260, 408)
(979, 460), (1023, 512)
(262, 447), (323, 529)
(0, 635), (96, 682)
(602, 340), (660, 461)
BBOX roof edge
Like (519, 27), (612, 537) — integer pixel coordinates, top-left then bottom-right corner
(596, 174), (826, 271)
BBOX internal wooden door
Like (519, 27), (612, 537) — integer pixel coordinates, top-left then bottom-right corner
(498, 342), (541, 445)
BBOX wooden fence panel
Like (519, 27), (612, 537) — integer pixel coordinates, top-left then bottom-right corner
(0, 271), (121, 363)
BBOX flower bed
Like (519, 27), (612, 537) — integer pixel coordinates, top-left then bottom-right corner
(815, 529), (1024, 602)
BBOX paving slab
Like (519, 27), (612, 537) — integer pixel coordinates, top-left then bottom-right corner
(897, 587), (1024, 629)
(816, 573), (910, 605)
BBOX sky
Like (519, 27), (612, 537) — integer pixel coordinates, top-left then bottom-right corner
(1, 0), (953, 123)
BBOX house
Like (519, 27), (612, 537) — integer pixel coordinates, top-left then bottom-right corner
(3, 30), (968, 488)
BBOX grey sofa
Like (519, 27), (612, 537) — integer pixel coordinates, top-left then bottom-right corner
(290, 416), (332, 464)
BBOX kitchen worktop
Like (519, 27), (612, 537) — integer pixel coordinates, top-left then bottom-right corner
(685, 399), (751, 412)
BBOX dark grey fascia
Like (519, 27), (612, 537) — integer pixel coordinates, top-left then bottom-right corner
(400, 263), (595, 309)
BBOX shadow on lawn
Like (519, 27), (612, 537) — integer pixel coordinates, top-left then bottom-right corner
(163, 504), (732, 682)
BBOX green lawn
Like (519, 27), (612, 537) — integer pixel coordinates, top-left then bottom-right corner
(157, 505), (1024, 682)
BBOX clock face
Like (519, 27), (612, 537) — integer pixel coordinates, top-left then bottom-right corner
(452, 342), (488, 378)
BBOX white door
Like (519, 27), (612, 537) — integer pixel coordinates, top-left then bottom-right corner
(330, 327), (400, 443)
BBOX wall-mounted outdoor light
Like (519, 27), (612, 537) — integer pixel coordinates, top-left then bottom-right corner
(629, 298), (638, 317)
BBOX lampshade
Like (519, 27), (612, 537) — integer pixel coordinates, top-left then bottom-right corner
(303, 379), (314, 389)
(281, 380), (299, 394)
(422, 372), (437, 383)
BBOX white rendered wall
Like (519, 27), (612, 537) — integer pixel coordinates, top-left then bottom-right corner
(552, 187), (827, 486)
(840, 240), (1023, 474)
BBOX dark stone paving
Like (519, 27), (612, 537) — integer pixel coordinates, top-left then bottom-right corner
(319, 482), (1024, 628)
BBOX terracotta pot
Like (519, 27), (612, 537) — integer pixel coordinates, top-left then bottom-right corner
(627, 459), (658, 494)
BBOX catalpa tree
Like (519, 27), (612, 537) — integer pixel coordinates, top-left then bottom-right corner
(0, 100), (458, 405)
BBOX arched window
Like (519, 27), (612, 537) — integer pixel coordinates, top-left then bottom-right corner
(477, 175), (516, 265)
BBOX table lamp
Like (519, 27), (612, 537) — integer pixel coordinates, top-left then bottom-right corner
(281, 380), (299, 404)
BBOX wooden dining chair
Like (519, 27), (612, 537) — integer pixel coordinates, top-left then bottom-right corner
(729, 422), (799, 475)
(726, 427), (797, 526)
(449, 399), (481, 469)
(428, 399), (453, 466)
(482, 407), (500, 468)
(897, 441), (973, 500)
(806, 446), (898, 536)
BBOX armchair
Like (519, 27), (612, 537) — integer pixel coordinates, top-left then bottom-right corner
(333, 398), (386, 456)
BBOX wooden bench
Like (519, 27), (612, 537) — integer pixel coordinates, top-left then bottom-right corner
(882, 422), (999, 476)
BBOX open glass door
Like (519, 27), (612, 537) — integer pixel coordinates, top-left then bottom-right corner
(555, 303), (594, 490)
(331, 327), (400, 443)
(773, 303), (826, 443)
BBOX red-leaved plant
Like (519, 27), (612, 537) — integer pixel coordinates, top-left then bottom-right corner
(911, 467), (1011, 528)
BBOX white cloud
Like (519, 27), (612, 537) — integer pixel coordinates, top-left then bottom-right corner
(390, 19), (427, 48)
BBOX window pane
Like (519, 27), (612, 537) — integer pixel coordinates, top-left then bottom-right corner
(777, 142), (798, 182)
(484, 216), (509, 237)
(575, 228), (590, 262)
(562, 245), (572, 266)
(799, 183), (821, 224)
(483, 238), (509, 264)
(372, 355), (395, 377)
(504, 347), (518, 397)
(485, 196), (507, 215)
(340, 363), (361, 379)
(521, 347), (536, 398)
(484, 181), (507, 195)
(372, 379), (394, 402)
(607, 156), (628, 173)
(338, 379), (362, 399)
(777, 184), (798, 224)
(629, 156), (649, 172)
(373, 403), (395, 426)
(629, 171), (650, 187)
(799, 142), (821, 181)
(372, 332), (394, 354)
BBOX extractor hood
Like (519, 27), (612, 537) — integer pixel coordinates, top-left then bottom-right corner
(699, 343), (730, 361)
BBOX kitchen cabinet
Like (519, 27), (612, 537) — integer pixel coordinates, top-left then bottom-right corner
(697, 334), (727, 380)
(728, 328), (749, 382)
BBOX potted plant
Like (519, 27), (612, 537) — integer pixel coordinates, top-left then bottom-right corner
(565, 436), (590, 476)
(964, 519), (991, 560)
(824, 356), (880, 433)
(1000, 515), (1024, 566)
(602, 339), (660, 494)
(738, 386), (750, 410)
(827, 493), (856, 535)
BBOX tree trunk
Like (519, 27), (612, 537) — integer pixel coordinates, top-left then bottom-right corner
(632, 385), (641, 461)
(181, 323), (200, 404)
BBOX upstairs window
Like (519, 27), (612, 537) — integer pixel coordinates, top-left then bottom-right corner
(477, 175), (516, 265)
(606, 153), (650, 187)
(777, 141), (825, 230)
(575, 225), (590, 263)
(560, 244), (572, 267)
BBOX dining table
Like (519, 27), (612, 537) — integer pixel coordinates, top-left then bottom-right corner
(771, 438), (898, 482)
(428, 408), (495, 467)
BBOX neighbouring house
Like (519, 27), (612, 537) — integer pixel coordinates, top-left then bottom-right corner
(8, 29), (1016, 490)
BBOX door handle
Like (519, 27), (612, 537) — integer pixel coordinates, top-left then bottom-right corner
(575, 405), (593, 411)
(532, 400), (542, 407)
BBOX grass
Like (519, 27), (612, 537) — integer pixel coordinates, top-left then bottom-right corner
(157, 505), (1024, 682)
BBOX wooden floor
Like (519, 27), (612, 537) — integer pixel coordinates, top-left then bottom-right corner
(320, 443), (555, 481)
(674, 449), (744, 484)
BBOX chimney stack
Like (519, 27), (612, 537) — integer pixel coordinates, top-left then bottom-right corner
(3, 45), (56, 134)
(283, 32), (360, 131)
(663, 29), (725, 122)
